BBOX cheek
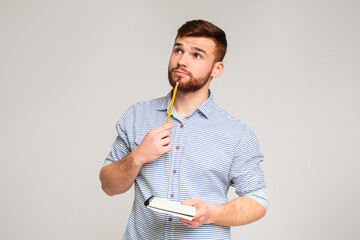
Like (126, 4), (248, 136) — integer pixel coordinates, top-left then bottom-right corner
(195, 64), (213, 76)
(169, 54), (178, 65)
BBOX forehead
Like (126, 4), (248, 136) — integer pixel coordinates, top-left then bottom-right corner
(174, 36), (217, 53)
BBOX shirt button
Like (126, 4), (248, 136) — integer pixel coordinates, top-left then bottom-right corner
(170, 194), (174, 198)
(176, 146), (180, 150)
(173, 170), (177, 174)
(180, 124), (184, 128)
(169, 217), (172, 221)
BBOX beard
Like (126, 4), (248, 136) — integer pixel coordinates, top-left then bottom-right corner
(168, 67), (212, 92)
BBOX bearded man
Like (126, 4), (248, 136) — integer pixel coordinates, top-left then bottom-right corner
(100, 19), (268, 240)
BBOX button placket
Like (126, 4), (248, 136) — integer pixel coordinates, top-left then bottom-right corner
(168, 122), (181, 206)
(171, 122), (183, 203)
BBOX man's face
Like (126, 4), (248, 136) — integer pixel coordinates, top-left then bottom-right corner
(168, 37), (218, 92)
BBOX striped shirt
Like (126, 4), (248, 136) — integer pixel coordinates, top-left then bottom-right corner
(104, 90), (267, 239)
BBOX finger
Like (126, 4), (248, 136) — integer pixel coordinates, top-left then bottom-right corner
(180, 218), (192, 224)
(157, 130), (170, 140)
(180, 219), (201, 228)
(180, 218), (195, 228)
(154, 123), (175, 133)
(181, 197), (199, 206)
(160, 136), (171, 146)
(162, 145), (172, 153)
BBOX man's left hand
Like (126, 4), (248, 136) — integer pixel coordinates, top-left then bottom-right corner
(180, 197), (215, 228)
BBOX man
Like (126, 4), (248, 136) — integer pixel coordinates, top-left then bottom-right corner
(100, 19), (268, 239)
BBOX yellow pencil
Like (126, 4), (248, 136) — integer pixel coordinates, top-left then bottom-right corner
(166, 82), (179, 124)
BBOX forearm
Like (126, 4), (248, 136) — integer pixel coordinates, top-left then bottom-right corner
(209, 196), (266, 226)
(100, 149), (143, 196)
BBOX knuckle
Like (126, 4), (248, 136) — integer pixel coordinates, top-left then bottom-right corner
(147, 131), (154, 138)
(151, 134), (158, 141)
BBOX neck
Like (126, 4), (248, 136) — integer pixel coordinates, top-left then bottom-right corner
(173, 84), (210, 120)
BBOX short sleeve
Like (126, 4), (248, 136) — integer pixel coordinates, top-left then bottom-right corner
(229, 128), (265, 196)
(102, 109), (132, 169)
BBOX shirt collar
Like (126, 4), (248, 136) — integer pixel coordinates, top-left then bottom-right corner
(157, 91), (172, 111)
(157, 89), (216, 119)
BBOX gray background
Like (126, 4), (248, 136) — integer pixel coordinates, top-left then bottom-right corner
(1, 0), (359, 239)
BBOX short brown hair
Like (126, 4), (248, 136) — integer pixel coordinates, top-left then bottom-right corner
(176, 19), (227, 62)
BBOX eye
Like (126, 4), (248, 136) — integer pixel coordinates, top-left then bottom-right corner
(174, 48), (183, 54)
(194, 53), (202, 59)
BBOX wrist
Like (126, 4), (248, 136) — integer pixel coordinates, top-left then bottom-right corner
(208, 205), (220, 224)
(129, 148), (145, 167)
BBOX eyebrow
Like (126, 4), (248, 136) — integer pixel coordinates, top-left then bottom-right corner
(174, 43), (207, 55)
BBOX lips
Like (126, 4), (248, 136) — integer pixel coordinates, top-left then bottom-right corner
(173, 70), (189, 77)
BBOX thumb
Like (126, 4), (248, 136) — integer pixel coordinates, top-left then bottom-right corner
(181, 197), (199, 206)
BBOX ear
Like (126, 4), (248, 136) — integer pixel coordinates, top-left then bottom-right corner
(211, 62), (224, 78)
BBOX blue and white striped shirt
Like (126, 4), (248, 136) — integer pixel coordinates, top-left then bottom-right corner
(104, 90), (267, 239)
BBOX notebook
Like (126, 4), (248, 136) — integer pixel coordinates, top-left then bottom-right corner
(144, 196), (196, 221)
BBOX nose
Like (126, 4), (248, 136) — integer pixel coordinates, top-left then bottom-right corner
(177, 53), (188, 68)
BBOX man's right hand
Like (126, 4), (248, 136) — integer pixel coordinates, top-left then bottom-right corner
(134, 123), (175, 165)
